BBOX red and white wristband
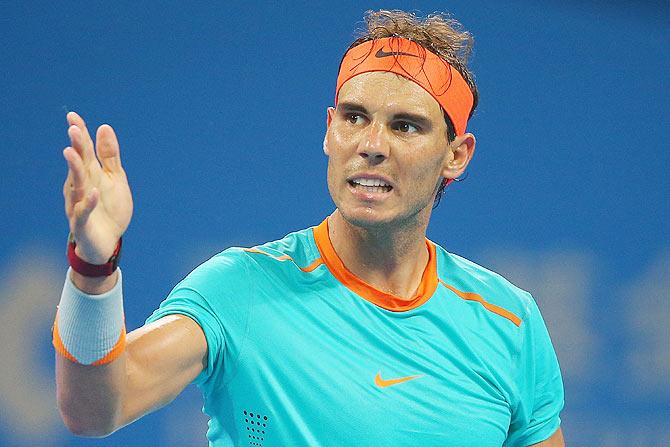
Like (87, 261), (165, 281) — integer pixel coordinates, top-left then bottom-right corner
(53, 236), (126, 365)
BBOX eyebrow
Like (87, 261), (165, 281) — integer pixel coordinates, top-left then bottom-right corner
(338, 101), (368, 115)
(337, 101), (433, 130)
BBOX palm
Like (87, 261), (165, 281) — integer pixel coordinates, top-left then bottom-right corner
(63, 112), (134, 264)
(81, 160), (132, 253)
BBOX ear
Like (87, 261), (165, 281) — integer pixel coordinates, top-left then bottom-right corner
(441, 133), (476, 180)
(326, 106), (335, 127)
(324, 107), (335, 156)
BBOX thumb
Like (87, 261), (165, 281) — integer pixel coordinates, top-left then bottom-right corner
(96, 124), (123, 173)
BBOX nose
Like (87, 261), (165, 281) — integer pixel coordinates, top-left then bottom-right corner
(357, 121), (389, 164)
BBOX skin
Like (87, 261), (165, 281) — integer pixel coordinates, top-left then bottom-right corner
(324, 72), (475, 298)
(324, 72), (563, 446)
(532, 429), (565, 446)
(57, 73), (564, 444)
(58, 112), (207, 436)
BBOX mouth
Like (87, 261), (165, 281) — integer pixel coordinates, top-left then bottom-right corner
(347, 176), (393, 195)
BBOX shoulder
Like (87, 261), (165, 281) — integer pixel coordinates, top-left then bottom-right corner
(181, 226), (320, 287)
(239, 226), (322, 273)
(169, 246), (252, 299)
(181, 246), (250, 280)
(434, 245), (535, 324)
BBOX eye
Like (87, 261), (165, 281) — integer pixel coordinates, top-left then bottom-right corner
(346, 113), (366, 125)
(393, 121), (419, 133)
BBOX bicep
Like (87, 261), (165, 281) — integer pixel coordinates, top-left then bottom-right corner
(530, 427), (564, 446)
(119, 314), (208, 427)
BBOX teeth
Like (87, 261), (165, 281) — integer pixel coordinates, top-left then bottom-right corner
(352, 178), (389, 187)
(350, 177), (392, 194)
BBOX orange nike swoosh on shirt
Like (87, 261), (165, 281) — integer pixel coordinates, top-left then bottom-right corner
(374, 371), (423, 388)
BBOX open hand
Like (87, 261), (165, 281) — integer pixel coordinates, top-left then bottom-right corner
(62, 112), (133, 264)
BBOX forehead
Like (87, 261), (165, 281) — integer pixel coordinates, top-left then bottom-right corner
(337, 72), (444, 118)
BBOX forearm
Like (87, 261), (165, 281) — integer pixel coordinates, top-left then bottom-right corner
(55, 313), (209, 436)
(54, 268), (127, 436)
(70, 268), (119, 295)
(56, 352), (126, 437)
(55, 112), (204, 436)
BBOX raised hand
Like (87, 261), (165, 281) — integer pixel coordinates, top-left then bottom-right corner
(63, 112), (133, 265)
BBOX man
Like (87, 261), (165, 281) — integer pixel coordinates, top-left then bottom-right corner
(55, 10), (565, 446)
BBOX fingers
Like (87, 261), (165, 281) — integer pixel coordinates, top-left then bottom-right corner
(67, 112), (122, 175)
(63, 146), (100, 227)
(67, 124), (102, 177)
(96, 124), (123, 173)
(63, 147), (87, 206)
(66, 112), (97, 167)
(62, 112), (123, 230)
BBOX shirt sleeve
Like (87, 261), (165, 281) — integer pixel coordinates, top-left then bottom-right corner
(504, 295), (565, 446)
(145, 248), (253, 388)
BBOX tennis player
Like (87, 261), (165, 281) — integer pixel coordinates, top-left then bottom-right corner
(55, 10), (565, 446)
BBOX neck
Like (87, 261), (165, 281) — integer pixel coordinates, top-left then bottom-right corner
(327, 210), (430, 299)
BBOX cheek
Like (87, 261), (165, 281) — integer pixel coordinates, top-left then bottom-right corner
(325, 156), (345, 206)
(403, 153), (445, 193)
(408, 151), (437, 175)
(325, 147), (346, 192)
(328, 129), (351, 155)
(329, 122), (361, 152)
(325, 131), (355, 170)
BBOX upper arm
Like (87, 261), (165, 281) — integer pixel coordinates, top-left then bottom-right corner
(506, 296), (565, 446)
(122, 248), (252, 427)
(530, 428), (564, 446)
(119, 314), (208, 427)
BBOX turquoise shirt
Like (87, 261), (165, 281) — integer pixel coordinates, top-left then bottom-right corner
(146, 219), (564, 446)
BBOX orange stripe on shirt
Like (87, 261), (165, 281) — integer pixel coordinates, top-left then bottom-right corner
(439, 280), (522, 327)
(243, 247), (323, 273)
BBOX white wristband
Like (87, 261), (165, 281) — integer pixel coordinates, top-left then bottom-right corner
(53, 267), (126, 365)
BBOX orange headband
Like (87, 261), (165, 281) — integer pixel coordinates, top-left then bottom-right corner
(336, 37), (474, 136)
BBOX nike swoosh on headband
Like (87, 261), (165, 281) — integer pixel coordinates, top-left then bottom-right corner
(375, 48), (420, 59)
(337, 37), (475, 136)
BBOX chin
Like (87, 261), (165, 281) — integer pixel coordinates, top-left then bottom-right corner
(336, 198), (434, 233)
(337, 204), (407, 230)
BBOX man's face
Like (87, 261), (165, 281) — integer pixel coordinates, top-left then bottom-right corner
(324, 71), (464, 229)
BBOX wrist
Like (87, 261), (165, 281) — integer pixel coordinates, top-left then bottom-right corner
(67, 233), (122, 277)
(70, 268), (119, 295)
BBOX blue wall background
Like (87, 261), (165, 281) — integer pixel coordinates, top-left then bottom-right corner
(1, 1), (668, 445)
